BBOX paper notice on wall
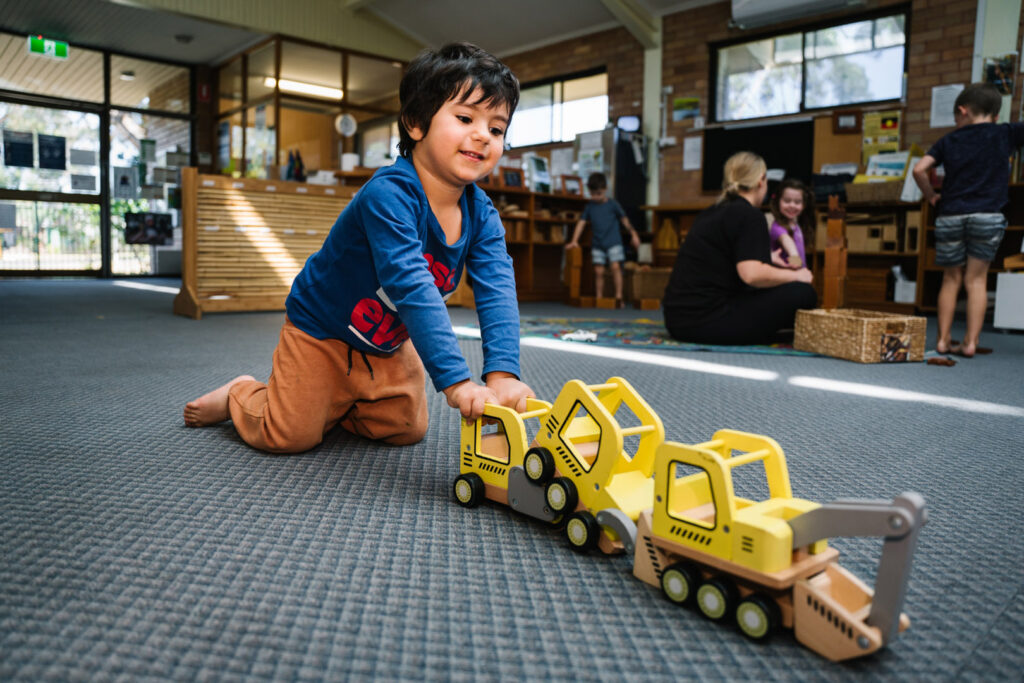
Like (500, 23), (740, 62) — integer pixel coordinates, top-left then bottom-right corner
(2, 130), (33, 167)
(165, 151), (189, 167)
(113, 166), (137, 198)
(549, 146), (575, 180)
(140, 139), (156, 163)
(71, 174), (96, 191)
(861, 110), (900, 165)
(682, 136), (702, 171)
(69, 148), (97, 166)
(930, 84), (963, 128)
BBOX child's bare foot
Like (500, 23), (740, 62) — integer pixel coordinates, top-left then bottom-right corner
(184, 375), (255, 427)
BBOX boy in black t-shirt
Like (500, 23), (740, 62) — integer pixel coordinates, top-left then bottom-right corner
(912, 83), (1024, 357)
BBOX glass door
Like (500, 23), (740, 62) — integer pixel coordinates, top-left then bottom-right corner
(0, 102), (102, 272)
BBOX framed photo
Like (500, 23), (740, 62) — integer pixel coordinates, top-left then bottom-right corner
(832, 110), (862, 135)
(500, 166), (524, 188)
(561, 175), (583, 196)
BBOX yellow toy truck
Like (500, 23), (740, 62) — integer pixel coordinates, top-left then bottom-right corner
(452, 398), (561, 522)
(531, 377), (665, 554)
(633, 430), (927, 661)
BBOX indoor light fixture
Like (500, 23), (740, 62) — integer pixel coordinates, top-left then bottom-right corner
(119, 70), (135, 81)
(263, 77), (342, 99)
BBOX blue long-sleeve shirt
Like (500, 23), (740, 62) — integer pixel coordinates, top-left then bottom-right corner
(286, 156), (521, 391)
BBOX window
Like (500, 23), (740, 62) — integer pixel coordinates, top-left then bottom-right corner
(508, 72), (608, 148)
(714, 11), (906, 122)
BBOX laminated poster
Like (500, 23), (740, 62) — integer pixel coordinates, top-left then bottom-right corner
(861, 110), (900, 166)
(37, 134), (66, 170)
(3, 130), (34, 168)
(140, 139), (156, 164)
(113, 166), (137, 199)
(69, 148), (98, 166)
(71, 174), (96, 191)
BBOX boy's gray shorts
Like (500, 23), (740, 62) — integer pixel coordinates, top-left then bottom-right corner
(934, 212), (1006, 266)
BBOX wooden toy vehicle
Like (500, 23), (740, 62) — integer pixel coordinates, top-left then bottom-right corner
(531, 377), (665, 554)
(633, 430), (927, 661)
(452, 398), (560, 522)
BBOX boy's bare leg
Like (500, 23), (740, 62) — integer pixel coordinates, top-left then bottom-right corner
(594, 265), (606, 299)
(960, 256), (990, 357)
(184, 375), (256, 427)
(935, 266), (963, 354)
(611, 262), (624, 302)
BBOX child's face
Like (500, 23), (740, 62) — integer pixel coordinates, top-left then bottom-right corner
(590, 188), (607, 200)
(408, 86), (509, 187)
(779, 188), (804, 221)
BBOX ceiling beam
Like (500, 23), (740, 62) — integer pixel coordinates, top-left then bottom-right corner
(599, 0), (660, 49)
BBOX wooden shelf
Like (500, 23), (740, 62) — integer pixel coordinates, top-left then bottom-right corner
(483, 185), (587, 302)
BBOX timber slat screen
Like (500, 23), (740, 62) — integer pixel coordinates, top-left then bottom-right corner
(174, 169), (356, 319)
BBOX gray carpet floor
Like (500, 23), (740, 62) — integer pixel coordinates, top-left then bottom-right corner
(2, 278), (1023, 681)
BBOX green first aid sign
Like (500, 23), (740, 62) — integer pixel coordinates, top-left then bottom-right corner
(27, 35), (69, 59)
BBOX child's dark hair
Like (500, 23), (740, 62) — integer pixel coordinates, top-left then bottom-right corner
(954, 83), (1001, 118)
(398, 42), (520, 158)
(770, 178), (816, 240)
(586, 173), (607, 192)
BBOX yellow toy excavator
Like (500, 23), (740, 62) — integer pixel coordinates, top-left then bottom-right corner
(633, 430), (927, 662)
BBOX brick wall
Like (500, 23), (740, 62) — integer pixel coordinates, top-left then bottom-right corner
(501, 26), (645, 124)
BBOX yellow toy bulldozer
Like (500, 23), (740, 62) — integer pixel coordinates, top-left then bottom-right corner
(633, 430), (926, 662)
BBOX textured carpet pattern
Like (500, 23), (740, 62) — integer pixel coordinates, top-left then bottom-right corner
(2, 281), (1023, 681)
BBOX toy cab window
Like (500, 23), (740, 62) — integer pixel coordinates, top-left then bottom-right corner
(666, 461), (716, 529)
(557, 402), (601, 473)
(475, 420), (511, 465)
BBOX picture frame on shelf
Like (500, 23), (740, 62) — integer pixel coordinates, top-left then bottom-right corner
(500, 166), (524, 188)
(561, 175), (583, 196)
(832, 110), (862, 135)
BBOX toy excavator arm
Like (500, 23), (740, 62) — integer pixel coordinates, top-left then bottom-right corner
(787, 492), (927, 646)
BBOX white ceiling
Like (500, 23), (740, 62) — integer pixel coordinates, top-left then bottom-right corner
(0, 0), (266, 65)
(358, 0), (721, 56)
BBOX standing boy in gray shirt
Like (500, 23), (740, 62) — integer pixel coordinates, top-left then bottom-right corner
(566, 173), (640, 307)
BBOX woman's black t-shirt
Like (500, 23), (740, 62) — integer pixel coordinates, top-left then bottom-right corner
(662, 196), (771, 326)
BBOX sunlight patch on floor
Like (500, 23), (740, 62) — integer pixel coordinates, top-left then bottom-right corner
(787, 376), (1024, 417)
(112, 280), (179, 294)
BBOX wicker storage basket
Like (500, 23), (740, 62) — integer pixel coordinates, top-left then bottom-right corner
(794, 308), (927, 363)
(844, 181), (903, 204)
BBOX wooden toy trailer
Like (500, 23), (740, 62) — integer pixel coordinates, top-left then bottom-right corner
(634, 431), (926, 661)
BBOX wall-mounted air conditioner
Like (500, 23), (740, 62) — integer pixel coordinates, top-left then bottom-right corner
(730, 0), (865, 30)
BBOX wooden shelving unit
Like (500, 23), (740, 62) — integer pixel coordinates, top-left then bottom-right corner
(481, 185), (587, 302)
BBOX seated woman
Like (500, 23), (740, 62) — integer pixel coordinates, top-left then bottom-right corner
(662, 151), (817, 345)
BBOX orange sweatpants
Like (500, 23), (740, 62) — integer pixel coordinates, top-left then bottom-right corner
(227, 318), (429, 454)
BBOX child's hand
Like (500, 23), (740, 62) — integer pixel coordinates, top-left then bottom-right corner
(770, 248), (790, 268)
(630, 232), (641, 249)
(485, 372), (535, 413)
(565, 241), (579, 250)
(928, 193), (941, 207)
(443, 380), (497, 421)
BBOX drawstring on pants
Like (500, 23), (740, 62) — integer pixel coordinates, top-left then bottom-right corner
(346, 345), (375, 380)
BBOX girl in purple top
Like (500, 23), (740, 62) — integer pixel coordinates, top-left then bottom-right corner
(768, 179), (815, 269)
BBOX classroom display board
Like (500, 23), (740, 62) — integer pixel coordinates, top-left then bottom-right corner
(702, 120), (814, 192)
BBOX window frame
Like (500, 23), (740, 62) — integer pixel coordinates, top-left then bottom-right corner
(509, 67), (608, 150)
(709, 4), (910, 124)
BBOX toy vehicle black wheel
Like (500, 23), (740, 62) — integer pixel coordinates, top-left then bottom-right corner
(545, 477), (578, 514)
(453, 473), (485, 508)
(696, 577), (738, 622)
(736, 593), (780, 641)
(565, 511), (600, 553)
(523, 446), (555, 484)
(660, 562), (699, 606)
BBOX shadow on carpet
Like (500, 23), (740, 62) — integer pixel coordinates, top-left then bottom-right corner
(461, 317), (821, 356)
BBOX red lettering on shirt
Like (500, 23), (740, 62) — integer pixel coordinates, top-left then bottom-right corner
(371, 312), (409, 346)
(351, 298), (383, 333)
